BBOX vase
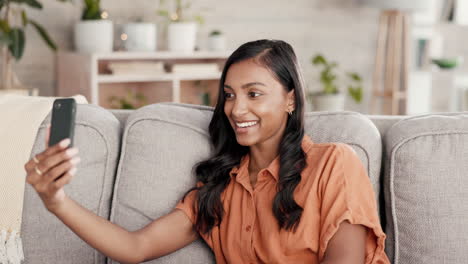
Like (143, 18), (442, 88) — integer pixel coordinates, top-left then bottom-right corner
(309, 93), (345, 111)
(122, 23), (157, 52)
(208, 35), (226, 51)
(168, 22), (197, 52)
(74, 20), (114, 53)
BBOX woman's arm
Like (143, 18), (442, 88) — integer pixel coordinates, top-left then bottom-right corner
(320, 220), (367, 264)
(25, 126), (198, 264)
(52, 197), (198, 263)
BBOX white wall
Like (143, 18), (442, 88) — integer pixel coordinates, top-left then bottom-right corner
(10, 0), (397, 113)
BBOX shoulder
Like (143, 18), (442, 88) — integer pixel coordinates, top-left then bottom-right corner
(303, 141), (356, 165)
(300, 142), (364, 190)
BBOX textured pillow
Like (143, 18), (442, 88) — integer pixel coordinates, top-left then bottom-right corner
(383, 113), (468, 263)
(109, 104), (215, 264)
(22, 104), (122, 264)
(110, 103), (383, 264)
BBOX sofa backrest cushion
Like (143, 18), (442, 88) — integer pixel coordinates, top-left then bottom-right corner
(110, 103), (383, 263)
(383, 113), (468, 263)
(109, 103), (215, 264)
(22, 104), (122, 264)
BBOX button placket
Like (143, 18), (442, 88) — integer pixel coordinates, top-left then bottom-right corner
(248, 192), (257, 261)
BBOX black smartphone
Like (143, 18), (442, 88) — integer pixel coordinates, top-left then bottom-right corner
(49, 98), (77, 148)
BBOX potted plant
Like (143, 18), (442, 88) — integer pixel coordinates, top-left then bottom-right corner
(156, 0), (204, 52)
(108, 90), (147, 109)
(0, 0), (68, 92)
(207, 30), (225, 51)
(307, 54), (363, 111)
(74, 0), (113, 53)
(121, 17), (157, 52)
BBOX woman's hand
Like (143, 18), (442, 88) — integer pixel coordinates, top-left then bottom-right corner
(24, 125), (80, 213)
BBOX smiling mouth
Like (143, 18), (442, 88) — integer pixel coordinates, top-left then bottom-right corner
(235, 121), (258, 128)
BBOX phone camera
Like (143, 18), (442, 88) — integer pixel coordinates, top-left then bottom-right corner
(55, 103), (62, 109)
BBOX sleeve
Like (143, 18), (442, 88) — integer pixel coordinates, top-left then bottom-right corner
(175, 182), (203, 225)
(318, 144), (390, 264)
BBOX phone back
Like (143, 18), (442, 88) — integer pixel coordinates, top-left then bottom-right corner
(49, 98), (76, 147)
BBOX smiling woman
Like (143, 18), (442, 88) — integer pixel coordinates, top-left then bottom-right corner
(176, 39), (391, 263)
(24, 39), (390, 264)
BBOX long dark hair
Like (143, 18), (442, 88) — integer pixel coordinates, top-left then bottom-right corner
(184, 39), (307, 234)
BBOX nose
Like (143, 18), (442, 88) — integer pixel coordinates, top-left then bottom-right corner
(231, 96), (248, 118)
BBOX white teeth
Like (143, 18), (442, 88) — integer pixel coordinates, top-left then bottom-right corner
(236, 121), (258, 128)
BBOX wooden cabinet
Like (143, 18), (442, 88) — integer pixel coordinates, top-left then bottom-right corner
(56, 51), (230, 108)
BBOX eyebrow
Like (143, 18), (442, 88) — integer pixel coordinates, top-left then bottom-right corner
(224, 82), (266, 90)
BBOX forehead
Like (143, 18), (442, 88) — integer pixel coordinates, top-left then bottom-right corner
(224, 59), (281, 88)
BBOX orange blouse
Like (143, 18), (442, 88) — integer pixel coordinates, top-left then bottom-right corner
(176, 135), (390, 263)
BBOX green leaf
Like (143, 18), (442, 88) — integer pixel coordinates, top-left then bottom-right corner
(156, 9), (170, 17)
(26, 0), (42, 8)
(312, 54), (326, 65)
(348, 72), (362, 82)
(11, 0), (43, 9)
(348, 86), (363, 103)
(8, 28), (25, 60)
(194, 15), (204, 24)
(21, 10), (28, 27)
(0, 19), (10, 33)
(29, 20), (57, 51)
(82, 0), (101, 20)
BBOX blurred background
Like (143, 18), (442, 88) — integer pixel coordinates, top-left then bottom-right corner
(1, 0), (467, 115)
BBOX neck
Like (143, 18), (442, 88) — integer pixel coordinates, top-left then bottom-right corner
(248, 144), (279, 174)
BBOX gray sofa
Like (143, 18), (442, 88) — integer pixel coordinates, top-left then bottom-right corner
(22, 103), (468, 264)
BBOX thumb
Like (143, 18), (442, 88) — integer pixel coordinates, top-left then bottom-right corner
(45, 124), (51, 146)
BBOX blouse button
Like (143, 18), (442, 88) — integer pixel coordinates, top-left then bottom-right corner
(245, 225), (251, 232)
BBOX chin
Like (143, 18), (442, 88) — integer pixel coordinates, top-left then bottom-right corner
(235, 135), (258, 147)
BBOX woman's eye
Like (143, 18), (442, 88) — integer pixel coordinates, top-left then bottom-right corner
(224, 92), (234, 99)
(248, 92), (261, 98)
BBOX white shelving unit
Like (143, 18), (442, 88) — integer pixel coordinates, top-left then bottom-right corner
(57, 51), (230, 107)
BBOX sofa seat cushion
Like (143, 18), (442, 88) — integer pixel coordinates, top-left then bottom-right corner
(383, 113), (468, 263)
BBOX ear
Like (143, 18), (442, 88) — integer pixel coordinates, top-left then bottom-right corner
(287, 90), (295, 111)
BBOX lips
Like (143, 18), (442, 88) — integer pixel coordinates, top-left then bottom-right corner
(236, 121), (258, 128)
(233, 120), (259, 134)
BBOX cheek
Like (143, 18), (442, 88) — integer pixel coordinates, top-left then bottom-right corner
(224, 102), (232, 116)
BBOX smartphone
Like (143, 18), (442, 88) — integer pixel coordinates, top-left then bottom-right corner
(49, 98), (77, 148)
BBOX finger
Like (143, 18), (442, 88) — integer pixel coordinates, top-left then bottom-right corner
(44, 157), (80, 183)
(38, 148), (79, 178)
(49, 168), (76, 193)
(35, 139), (72, 164)
(24, 158), (37, 173)
(45, 124), (50, 147)
(26, 169), (40, 186)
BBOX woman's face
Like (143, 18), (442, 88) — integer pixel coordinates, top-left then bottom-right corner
(223, 58), (295, 148)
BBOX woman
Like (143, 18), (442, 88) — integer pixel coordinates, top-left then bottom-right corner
(24, 39), (389, 263)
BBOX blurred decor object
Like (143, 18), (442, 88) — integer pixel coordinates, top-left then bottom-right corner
(208, 30), (225, 51)
(363, 0), (430, 115)
(107, 61), (165, 75)
(156, 0), (204, 52)
(74, 0), (113, 53)
(194, 80), (210, 106)
(307, 54), (363, 111)
(431, 57), (463, 69)
(109, 90), (147, 109)
(122, 22), (157, 52)
(0, 88), (38, 96)
(167, 22), (196, 52)
(0, 0), (68, 91)
(171, 63), (219, 74)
